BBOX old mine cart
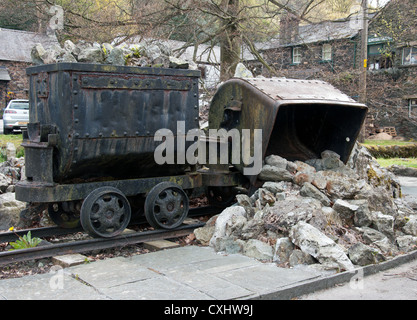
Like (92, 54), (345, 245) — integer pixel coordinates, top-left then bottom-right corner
(15, 63), (367, 238)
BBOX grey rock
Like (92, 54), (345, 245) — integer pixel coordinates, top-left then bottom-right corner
(234, 63), (253, 78)
(194, 215), (217, 246)
(348, 242), (385, 266)
(321, 150), (341, 160)
(300, 182), (331, 206)
(294, 161), (316, 174)
(63, 40), (77, 55)
(0, 173), (13, 193)
(332, 199), (359, 225)
(262, 181), (286, 194)
(31, 43), (46, 65)
(58, 52), (77, 63)
(396, 235), (417, 252)
(169, 56), (189, 69)
(209, 206), (246, 251)
(78, 46), (104, 63)
(322, 171), (366, 200)
(240, 218), (264, 240)
(258, 188), (276, 206)
(0, 193), (27, 231)
(105, 47), (125, 66)
(258, 165), (293, 182)
(273, 237), (294, 263)
(265, 155), (288, 169)
(289, 249), (316, 267)
(402, 215), (417, 236)
(349, 199), (373, 227)
(290, 221), (354, 271)
(356, 226), (387, 244)
(373, 211), (395, 239)
(243, 239), (273, 261)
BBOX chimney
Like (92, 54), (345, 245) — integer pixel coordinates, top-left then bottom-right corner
(280, 13), (300, 45)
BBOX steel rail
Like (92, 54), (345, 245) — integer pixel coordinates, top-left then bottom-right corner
(0, 222), (205, 266)
(0, 205), (220, 243)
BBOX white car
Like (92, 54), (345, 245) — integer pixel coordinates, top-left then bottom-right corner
(3, 99), (29, 134)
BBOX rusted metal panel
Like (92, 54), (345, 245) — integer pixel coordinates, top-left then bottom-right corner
(24, 63), (200, 184)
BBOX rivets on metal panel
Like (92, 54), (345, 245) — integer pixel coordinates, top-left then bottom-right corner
(135, 131), (140, 136)
(74, 119), (79, 124)
(75, 133), (79, 138)
(99, 133), (103, 138)
(74, 104), (78, 109)
(124, 132), (127, 136)
(85, 133), (90, 138)
(73, 90), (78, 95)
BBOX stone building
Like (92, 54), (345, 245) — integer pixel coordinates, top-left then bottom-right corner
(0, 28), (58, 109)
(253, 0), (417, 139)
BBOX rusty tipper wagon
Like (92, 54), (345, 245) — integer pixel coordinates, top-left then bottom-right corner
(15, 62), (367, 238)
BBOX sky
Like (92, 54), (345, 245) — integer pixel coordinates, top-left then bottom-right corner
(368, 0), (390, 8)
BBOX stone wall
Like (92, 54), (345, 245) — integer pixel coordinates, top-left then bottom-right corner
(261, 38), (358, 80)
(0, 60), (31, 109)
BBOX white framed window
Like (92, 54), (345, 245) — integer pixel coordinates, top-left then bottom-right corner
(322, 44), (332, 61)
(402, 47), (417, 65)
(292, 47), (301, 64)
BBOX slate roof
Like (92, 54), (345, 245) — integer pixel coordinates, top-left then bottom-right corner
(0, 28), (59, 62)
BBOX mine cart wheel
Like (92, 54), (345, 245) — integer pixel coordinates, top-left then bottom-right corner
(145, 182), (189, 230)
(48, 202), (81, 229)
(207, 186), (236, 207)
(80, 187), (131, 238)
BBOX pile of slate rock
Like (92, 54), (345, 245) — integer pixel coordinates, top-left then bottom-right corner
(194, 143), (417, 272)
(31, 39), (197, 70)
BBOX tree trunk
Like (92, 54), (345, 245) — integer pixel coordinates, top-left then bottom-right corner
(220, 0), (241, 82)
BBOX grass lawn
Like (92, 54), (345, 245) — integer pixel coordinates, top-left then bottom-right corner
(376, 157), (417, 168)
(362, 140), (417, 146)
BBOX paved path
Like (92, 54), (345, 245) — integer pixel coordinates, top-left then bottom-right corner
(299, 258), (417, 300)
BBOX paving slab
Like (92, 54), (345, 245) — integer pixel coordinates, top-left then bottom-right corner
(97, 276), (213, 300)
(0, 271), (105, 300)
(69, 257), (160, 290)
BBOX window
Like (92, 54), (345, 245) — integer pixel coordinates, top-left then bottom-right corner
(292, 47), (301, 64)
(322, 44), (332, 61)
(402, 47), (417, 65)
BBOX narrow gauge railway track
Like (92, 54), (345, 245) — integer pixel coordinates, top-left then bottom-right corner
(0, 206), (221, 266)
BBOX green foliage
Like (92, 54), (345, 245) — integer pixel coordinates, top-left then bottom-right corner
(9, 231), (42, 250)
